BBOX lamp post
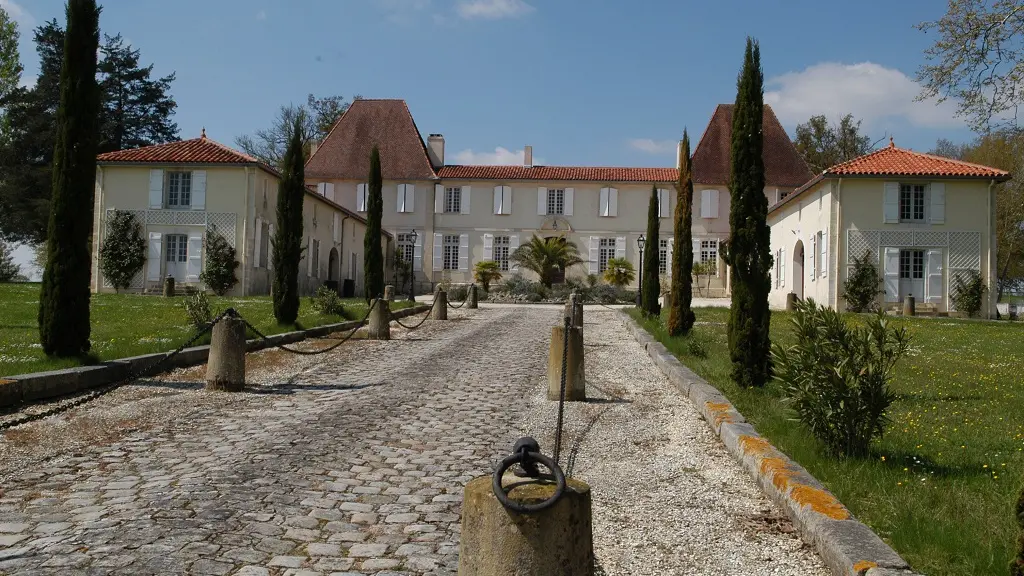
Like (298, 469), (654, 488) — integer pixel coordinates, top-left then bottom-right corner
(407, 229), (418, 302)
(636, 234), (646, 308)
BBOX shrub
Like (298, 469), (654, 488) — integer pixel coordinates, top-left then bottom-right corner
(200, 231), (240, 296)
(951, 270), (987, 317)
(0, 238), (21, 282)
(843, 250), (882, 312)
(310, 285), (344, 316)
(772, 299), (910, 458)
(585, 273), (600, 288)
(98, 210), (147, 292)
(692, 260), (716, 297)
(603, 257), (635, 288)
(474, 261), (502, 292)
(448, 284), (470, 301)
(182, 289), (212, 329)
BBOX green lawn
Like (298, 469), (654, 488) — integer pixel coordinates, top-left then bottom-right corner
(0, 283), (411, 377)
(629, 307), (1024, 576)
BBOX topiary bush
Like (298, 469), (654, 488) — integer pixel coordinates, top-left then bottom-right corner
(772, 298), (910, 458)
(951, 270), (987, 317)
(843, 250), (882, 312)
(200, 231), (239, 296)
(99, 210), (147, 292)
(182, 289), (212, 329)
(310, 285), (344, 316)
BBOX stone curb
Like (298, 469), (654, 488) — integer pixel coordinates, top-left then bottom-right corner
(0, 304), (431, 409)
(619, 311), (923, 576)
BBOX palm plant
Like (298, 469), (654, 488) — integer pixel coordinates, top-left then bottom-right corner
(603, 257), (635, 288)
(473, 261), (502, 292)
(510, 234), (585, 288)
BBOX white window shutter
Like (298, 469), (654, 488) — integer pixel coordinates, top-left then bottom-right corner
(317, 182), (326, 196)
(658, 189), (669, 218)
(307, 237), (314, 277)
(397, 184), (406, 213)
(564, 188), (574, 216)
(599, 188), (609, 217)
(357, 184), (368, 212)
(149, 169), (164, 209)
(502, 186), (513, 214)
(333, 213), (340, 243)
(461, 186), (471, 214)
(615, 237), (625, 259)
(254, 217), (263, 269)
(406, 184), (414, 212)
(147, 232), (162, 281)
(692, 239), (700, 264)
(821, 228), (828, 278)
(509, 235), (520, 270)
(710, 190), (719, 218)
(929, 183), (945, 224)
(809, 234), (816, 280)
(666, 239), (674, 277)
(326, 182), (335, 202)
(483, 233), (494, 260)
(434, 184), (444, 214)
(432, 233), (443, 271)
(609, 188), (618, 217)
(538, 187), (547, 215)
(186, 233), (203, 282)
(780, 247), (786, 288)
(493, 186), (503, 214)
(926, 249), (944, 304)
(883, 247), (900, 301)
(459, 234), (469, 270)
(413, 230), (423, 272)
(191, 171), (207, 210)
(588, 236), (599, 274)
(883, 182), (899, 223)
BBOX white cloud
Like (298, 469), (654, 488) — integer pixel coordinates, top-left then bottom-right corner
(453, 147), (542, 165)
(256, 10), (267, 20)
(457, 0), (534, 20)
(0, 0), (34, 29)
(764, 62), (965, 130)
(375, 0), (431, 24)
(627, 138), (676, 155)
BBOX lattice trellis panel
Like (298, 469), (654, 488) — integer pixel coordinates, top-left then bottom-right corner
(175, 211), (206, 226)
(914, 231), (948, 247)
(147, 210), (174, 225)
(206, 213), (237, 247)
(880, 230), (914, 248)
(948, 231), (981, 270)
(847, 230), (879, 261)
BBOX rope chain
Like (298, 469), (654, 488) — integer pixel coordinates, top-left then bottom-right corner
(447, 286), (472, 309)
(240, 298), (379, 356)
(391, 302), (433, 330)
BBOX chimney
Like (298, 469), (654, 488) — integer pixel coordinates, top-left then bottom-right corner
(427, 134), (445, 168)
(524, 145), (533, 168)
(676, 139), (684, 169)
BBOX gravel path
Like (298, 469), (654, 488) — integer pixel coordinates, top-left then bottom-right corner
(0, 305), (825, 575)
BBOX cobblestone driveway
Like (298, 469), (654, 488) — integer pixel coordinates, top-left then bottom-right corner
(0, 305), (826, 575)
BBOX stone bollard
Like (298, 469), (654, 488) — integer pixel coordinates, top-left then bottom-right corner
(563, 294), (583, 330)
(468, 284), (479, 309)
(458, 475), (594, 576)
(432, 290), (448, 320)
(786, 292), (798, 311)
(367, 298), (391, 340)
(384, 285), (394, 301)
(903, 294), (916, 317)
(206, 317), (246, 392)
(548, 325), (585, 401)
(163, 274), (175, 298)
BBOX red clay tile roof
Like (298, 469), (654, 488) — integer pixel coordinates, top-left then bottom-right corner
(435, 165), (677, 182)
(97, 134), (278, 175)
(691, 104), (812, 188)
(305, 99), (437, 181)
(824, 140), (1010, 178)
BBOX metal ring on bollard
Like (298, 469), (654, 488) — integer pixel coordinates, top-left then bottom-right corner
(492, 446), (566, 514)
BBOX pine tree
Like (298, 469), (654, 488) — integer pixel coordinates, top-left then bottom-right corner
(38, 0), (101, 357)
(0, 238), (20, 282)
(363, 145), (384, 301)
(640, 184), (661, 315)
(98, 209), (145, 292)
(726, 37), (773, 388)
(272, 116), (305, 324)
(668, 130), (696, 336)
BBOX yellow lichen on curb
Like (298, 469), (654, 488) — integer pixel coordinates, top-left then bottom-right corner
(738, 435), (774, 457)
(853, 560), (878, 574)
(789, 484), (850, 520)
(705, 402), (735, 427)
(758, 457), (798, 492)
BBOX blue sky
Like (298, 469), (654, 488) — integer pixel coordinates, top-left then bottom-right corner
(7, 0), (973, 275)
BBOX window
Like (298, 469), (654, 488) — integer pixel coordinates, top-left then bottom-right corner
(312, 239), (321, 278)
(165, 234), (187, 263)
(494, 235), (511, 272)
(899, 249), (924, 279)
(701, 239), (719, 275)
(598, 238), (615, 273)
(899, 184), (925, 222)
(547, 188), (565, 215)
(444, 187), (462, 213)
(259, 221), (270, 268)
(397, 233), (415, 265)
(659, 239), (669, 274)
(443, 234), (460, 270)
(166, 172), (192, 207)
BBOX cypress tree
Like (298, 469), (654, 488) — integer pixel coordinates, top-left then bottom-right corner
(640, 184), (661, 316)
(726, 37), (773, 388)
(272, 116), (305, 325)
(668, 130), (696, 336)
(38, 0), (101, 357)
(363, 146), (384, 301)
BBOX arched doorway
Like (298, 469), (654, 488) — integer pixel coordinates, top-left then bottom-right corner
(328, 248), (340, 283)
(792, 239), (805, 300)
